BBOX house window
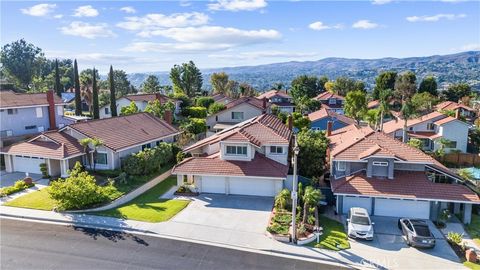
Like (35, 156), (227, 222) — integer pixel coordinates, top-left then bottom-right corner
(445, 141), (457, 148)
(7, 109), (18, 115)
(372, 161), (388, 166)
(409, 127), (414, 131)
(226, 145), (247, 155)
(2, 130), (13, 137)
(156, 140), (163, 146)
(329, 98), (336, 105)
(427, 123), (435, 130)
(231, 112), (244, 120)
(57, 106), (63, 116)
(270, 146), (284, 154)
(336, 161), (346, 171)
(37, 126), (45, 132)
(142, 143), (151, 150)
(25, 125), (37, 130)
(105, 108), (110, 115)
(95, 153), (108, 165)
(36, 107), (43, 118)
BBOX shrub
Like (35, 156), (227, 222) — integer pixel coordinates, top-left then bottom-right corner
(176, 185), (192, 193)
(48, 162), (120, 210)
(196, 97), (215, 108)
(274, 189), (291, 210)
(181, 118), (207, 135)
(407, 138), (423, 150)
(447, 232), (463, 245)
(176, 151), (191, 163)
(121, 143), (174, 175)
(273, 212), (291, 225)
(267, 222), (289, 235)
(0, 180), (34, 197)
(208, 102), (226, 114)
(184, 106), (207, 118)
(39, 163), (49, 178)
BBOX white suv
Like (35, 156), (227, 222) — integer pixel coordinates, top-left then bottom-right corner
(346, 207), (374, 240)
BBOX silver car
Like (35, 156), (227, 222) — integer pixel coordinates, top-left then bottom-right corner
(398, 218), (436, 248)
(347, 207), (374, 240)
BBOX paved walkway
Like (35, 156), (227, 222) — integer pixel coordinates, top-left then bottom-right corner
(441, 222), (480, 252)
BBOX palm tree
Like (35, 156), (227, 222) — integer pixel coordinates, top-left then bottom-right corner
(378, 88), (392, 131)
(400, 100), (418, 143)
(91, 138), (104, 172)
(302, 186), (324, 224)
(78, 138), (92, 168)
(274, 189), (291, 210)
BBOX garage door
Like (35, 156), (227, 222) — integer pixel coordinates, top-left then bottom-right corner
(343, 196), (372, 214)
(201, 176), (226, 194)
(374, 198), (430, 219)
(229, 177), (277, 197)
(13, 155), (44, 174)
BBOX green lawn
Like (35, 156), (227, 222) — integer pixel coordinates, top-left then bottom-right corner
(309, 216), (350, 251)
(93, 177), (189, 223)
(3, 187), (56, 210)
(465, 214), (480, 246)
(464, 261), (480, 270)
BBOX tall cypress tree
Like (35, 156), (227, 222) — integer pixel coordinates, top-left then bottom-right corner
(74, 59), (82, 116)
(109, 65), (117, 117)
(54, 59), (62, 97)
(92, 67), (100, 119)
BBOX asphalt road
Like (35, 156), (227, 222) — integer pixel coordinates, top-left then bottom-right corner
(0, 219), (346, 270)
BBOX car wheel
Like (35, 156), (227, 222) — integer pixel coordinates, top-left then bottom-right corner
(397, 220), (402, 230)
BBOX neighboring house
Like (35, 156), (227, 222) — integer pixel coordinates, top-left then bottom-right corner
(435, 101), (477, 122)
(367, 100), (380, 110)
(99, 93), (181, 119)
(1, 113), (180, 177)
(206, 97), (270, 133)
(61, 92), (75, 104)
(172, 114), (292, 197)
(0, 90), (71, 145)
(382, 111), (469, 153)
(308, 108), (356, 131)
(256, 90), (295, 113)
(327, 124), (479, 224)
(212, 93), (233, 105)
(313, 92), (345, 114)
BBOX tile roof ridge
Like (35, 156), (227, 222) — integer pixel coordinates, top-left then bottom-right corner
(332, 171), (364, 192)
(374, 131), (435, 162)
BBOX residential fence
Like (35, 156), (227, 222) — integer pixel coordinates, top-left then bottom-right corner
(440, 153), (480, 167)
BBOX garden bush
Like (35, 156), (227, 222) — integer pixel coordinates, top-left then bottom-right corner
(196, 97), (215, 108)
(39, 163), (49, 178)
(122, 143), (174, 175)
(208, 102), (226, 114)
(184, 106), (207, 118)
(180, 118), (207, 135)
(267, 222), (289, 235)
(447, 232), (463, 245)
(0, 180), (34, 197)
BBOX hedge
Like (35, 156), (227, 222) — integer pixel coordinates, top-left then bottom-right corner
(0, 180), (35, 197)
(122, 143), (174, 175)
(184, 106), (207, 118)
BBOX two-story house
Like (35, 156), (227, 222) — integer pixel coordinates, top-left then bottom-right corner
(212, 93), (233, 105)
(327, 123), (479, 224)
(99, 93), (181, 119)
(206, 97), (270, 133)
(382, 111), (469, 153)
(435, 101), (477, 122)
(1, 112), (180, 177)
(308, 108), (355, 131)
(313, 92), (345, 114)
(172, 114), (292, 197)
(0, 90), (72, 146)
(256, 90), (295, 113)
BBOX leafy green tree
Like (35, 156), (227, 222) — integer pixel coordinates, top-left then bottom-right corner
(208, 102), (226, 114)
(364, 109), (380, 129)
(418, 76), (438, 96)
(120, 101), (139, 116)
(344, 90), (367, 124)
(92, 68), (99, 119)
(407, 138), (423, 150)
(297, 129), (329, 178)
(79, 138), (92, 168)
(411, 92), (438, 114)
(79, 68), (100, 88)
(0, 39), (44, 90)
(109, 65), (118, 117)
(74, 59), (81, 116)
(239, 82), (257, 97)
(443, 83), (472, 102)
(468, 127), (480, 154)
(274, 189), (291, 210)
(170, 61), (203, 97)
(210, 72), (230, 94)
(196, 96), (215, 108)
(185, 106), (207, 118)
(378, 88), (392, 131)
(91, 138), (104, 172)
(272, 82), (285, 90)
(141, 75), (161, 93)
(292, 112), (311, 130)
(144, 99), (174, 119)
(400, 100), (418, 143)
(302, 186), (324, 224)
(290, 75), (321, 102)
(372, 71), (397, 100)
(54, 59), (61, 97)
(394, 71), (417, 101)
(317, 76), (329, 93)
(181, 118), (207, 135)
(331, 77), (365, 96)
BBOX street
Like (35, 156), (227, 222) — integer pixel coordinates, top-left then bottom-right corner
(0, 219), (345, 270)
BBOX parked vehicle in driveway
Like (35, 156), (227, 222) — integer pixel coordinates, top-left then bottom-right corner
(346, 207), (374, 240)
(398, 218), (436, 248)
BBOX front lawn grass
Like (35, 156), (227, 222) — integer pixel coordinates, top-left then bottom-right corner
(308, 216), (350, 251)
(465, 214), (480, 246)
(464, 261), (480, 270)
(3, 188), (56, 210)
(93, 177), (189, 223)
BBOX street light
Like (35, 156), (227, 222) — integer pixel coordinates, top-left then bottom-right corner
(291, 135), (300, 244)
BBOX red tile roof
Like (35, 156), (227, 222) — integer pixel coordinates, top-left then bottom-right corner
(314, 92), (345, 101)
(257, 90), (291, 100)
(67, 113), (179, 151)
(308, 108), (356, 125)
(382, 111), (445, 134)
(172, 152), (288, 178)
(331, 171), (480, 203)
(0, 90), (64, 109)
(436, 101), (475, 112)
(434, 116), (459, 126)
(212, 93), (230, 103)
(407, 131), (441, 139)
(367, 100), (380, 109)
(224, 96), (268, 111)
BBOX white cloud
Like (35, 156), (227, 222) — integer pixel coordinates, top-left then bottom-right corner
(309, 21), (343, 31)
(122, 42), (232, 53)
(60, 21), (115, 39)
(440, 0), (466, 3)
(117, 12), (209, 32)
(460, 43), (480, 51)
(209, 50), (317, 60)
(208, 0), (267, 11)
(73, 5), (99, 17)
(21, 3), (56, 17)
(406, 13), (466, 22)
(352, 20), (379, 29)
(53, 14), (64, 19)
(372, 0), (392, 5)
(120, 6), (136, 14)
(180, 1), (192, 7)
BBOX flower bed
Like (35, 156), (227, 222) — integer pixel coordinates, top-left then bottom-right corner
(174, 184), (199, 196)
(446, 232), (480, 269)
(266, 209), (291, 243)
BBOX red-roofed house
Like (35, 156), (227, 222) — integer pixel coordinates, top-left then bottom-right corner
(256, 90), (295, 113)
(313, 92), (345, 114)
(327, 124), (479, 224)
(1, 113), (180, 177)
(435, 101), (477, 121)
(172, 114), (292, 197)
(382, 111), (469, 153)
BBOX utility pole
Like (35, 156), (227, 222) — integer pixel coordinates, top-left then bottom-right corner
(291, 135), (300, 244)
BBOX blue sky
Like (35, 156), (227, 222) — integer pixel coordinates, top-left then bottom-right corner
(2, 0), (479, 73)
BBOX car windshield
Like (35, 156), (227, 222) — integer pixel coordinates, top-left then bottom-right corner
(351, 215), (370, 225)
(413, 225), (431, 237)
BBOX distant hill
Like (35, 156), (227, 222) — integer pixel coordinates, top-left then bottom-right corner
(127, 51), (480, 92)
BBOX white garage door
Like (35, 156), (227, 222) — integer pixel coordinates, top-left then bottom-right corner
(343, 196), (372, 214)
(201, 176), (226, 194)
(229, 177), (277, 197)
(374, 198), (430, 219)
(13, 155), (44, 174)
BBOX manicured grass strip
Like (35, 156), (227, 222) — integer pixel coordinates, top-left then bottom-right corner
(464, 261), (480, 270)
(308, 216), (350, 251)
(465, 214), (480, 247)
(93, 177), (189, 223)
(3, 188), (56, 211)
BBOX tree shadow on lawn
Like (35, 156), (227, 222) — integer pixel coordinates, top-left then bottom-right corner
(72, 226), (149, 246)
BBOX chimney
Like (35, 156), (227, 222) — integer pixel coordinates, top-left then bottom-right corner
(164, 110), (173, 124)
(455, 109), (460, 119)
(262, 97), (267, 114)
(287, 115), (293, 130)
(46, 90), (57, 130)
(326, 121), (333, 136)
(155, 93), (162, 103)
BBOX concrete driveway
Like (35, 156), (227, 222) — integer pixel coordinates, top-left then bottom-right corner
(0, 171), (43, 188)
(340, 216), (463, 269)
